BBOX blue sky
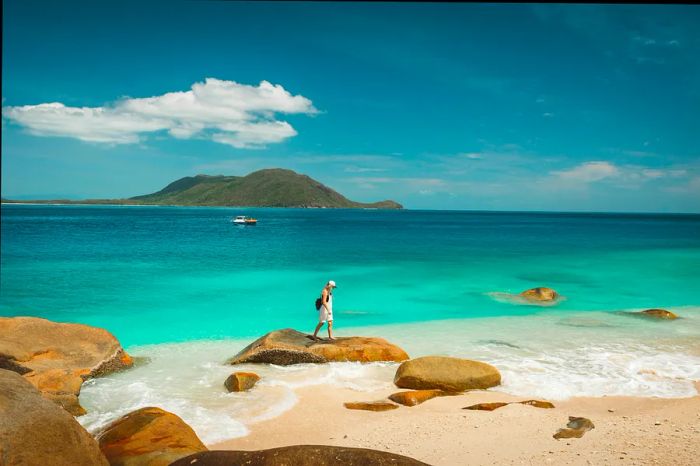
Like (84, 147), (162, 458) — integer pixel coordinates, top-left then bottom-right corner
(2, 1), (699, 212)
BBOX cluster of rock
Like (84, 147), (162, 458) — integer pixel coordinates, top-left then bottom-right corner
(0, 316), (133, 415)
(0, 305), (678, 464)
(344, 356), (502, 412)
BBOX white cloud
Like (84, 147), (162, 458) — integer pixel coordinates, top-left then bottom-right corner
(551, 161), (619, 182)
(2, 78), (317, 148)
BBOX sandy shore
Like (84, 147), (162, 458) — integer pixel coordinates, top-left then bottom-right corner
(212, 382), (700, 466)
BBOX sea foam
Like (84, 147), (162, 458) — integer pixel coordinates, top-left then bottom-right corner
(79, 307), (700, 444)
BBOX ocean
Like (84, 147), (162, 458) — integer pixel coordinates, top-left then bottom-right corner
(2, 204), (699, 443)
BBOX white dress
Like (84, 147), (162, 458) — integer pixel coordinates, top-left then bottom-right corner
(318, 292), (333, 323)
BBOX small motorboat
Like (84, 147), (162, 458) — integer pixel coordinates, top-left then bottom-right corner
(232, 215), (257, 225)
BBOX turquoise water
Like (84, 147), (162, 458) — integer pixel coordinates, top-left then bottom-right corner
(2, 205), (699, 346)
(4, 204), (700, 442)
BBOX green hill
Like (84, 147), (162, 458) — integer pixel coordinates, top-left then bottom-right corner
(130, 168), (402, 209)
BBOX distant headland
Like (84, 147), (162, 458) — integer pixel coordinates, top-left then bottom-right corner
(1, 168), (403, 209)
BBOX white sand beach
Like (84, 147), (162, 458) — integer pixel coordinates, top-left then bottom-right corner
(213, 383), (700, 466)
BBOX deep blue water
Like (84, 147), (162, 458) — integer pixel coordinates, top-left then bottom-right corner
(2, 204), (699, 346)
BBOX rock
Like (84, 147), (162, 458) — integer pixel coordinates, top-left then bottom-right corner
(639, 309), (678, 320)
(96, 406), (207, 466)
(553, 416), (595, 439)
(0, 316), (133, 415)
(388, 389), (455, 407)
(520, 399), (555, 409)
(464, 400), (555, 411)
(170, 445), (430, 466)
(520, 287), (558, 302)
(463, 402), (510, 411)
(224, 371), (260, 392)
(227, 328), (409, 365)
(344, 401), (400, 411)
(394, 356), (501, 391)
(0, 369), (109, 466)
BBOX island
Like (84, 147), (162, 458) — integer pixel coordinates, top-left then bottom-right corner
(1, 168), (403, 209)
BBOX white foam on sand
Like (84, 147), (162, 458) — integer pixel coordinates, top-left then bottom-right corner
(79, 306), (700, 444)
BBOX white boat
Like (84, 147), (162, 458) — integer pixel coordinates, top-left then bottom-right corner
(232, 215), (257, 225)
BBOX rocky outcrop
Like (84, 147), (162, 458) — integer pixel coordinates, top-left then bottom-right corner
(0, 317), (133, 415)
(553, 416), (595, 439)
(228, 328), (409, 365)
(344, 400), (400, 411)
(170, 446), (430, 466)
(394, 356), (501, 391)
(388, 389), (458, 407)
(638, 309), (678, 320)
(96, 407), (207, 466)
(0, 369), (109, 466)
(224, 372), (260, 392)
(520, 287), (558, 302)
(464, 400), (555, 411)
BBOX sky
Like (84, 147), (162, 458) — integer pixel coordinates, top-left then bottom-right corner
(2, 1), (699, 212)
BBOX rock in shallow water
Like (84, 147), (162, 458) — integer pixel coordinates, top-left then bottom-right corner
(394, 356), (501, 391)
(0, 316), (133, 415)
(0, 369), (109, 466)
(224, 371), (260, 392)
(639, 308), (678, 320)
(96, 406), (208, 466)
(170, 445), (430, 466)
(520, 287), (558, 302)
(227, 328), (409, 365)
(553, 416), (595, 439)
(344, 400), (400, 411)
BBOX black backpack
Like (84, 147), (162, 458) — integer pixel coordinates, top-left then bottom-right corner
(315, 291), (331, 310)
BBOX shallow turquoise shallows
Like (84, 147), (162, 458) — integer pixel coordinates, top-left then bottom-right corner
(2, 205), (699, 347)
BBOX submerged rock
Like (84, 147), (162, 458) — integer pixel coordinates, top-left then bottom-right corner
(639, 309), (678, 320)
(0, 369), (109, 466)
(227, 328), (409, 365)
(394, 356), (501, 391)
(388, 389), (458, 407)
(0, 316), (133, 415)
(224, 371), (260, 392)
(520, 287), (558, 302)
(96, 406), (208, 466)
(170, 445), (430, 466)
(344, 400), (400, 411)
(553, 416), (595, 439)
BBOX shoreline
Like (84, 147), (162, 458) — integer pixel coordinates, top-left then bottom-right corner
(211, 383), (700, 465)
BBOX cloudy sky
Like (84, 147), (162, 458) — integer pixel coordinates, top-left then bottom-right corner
(2, 1), (699, 212)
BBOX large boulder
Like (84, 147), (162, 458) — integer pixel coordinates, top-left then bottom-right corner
(520, 287), (558, 302)
(394, 356), (501, 391)
(0, 369), (109, 466)
(0, 316), (133, 415)
(96, 407), (207, 466)
(170, 446), (430, 466)
(227, 328), (409, 365)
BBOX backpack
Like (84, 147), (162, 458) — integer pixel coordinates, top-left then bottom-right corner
(315, 291), (331, 311)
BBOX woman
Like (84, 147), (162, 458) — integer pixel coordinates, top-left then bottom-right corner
(312, 280), (336, 341)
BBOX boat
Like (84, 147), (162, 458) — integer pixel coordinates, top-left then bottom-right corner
(232, 215), (257, 225)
